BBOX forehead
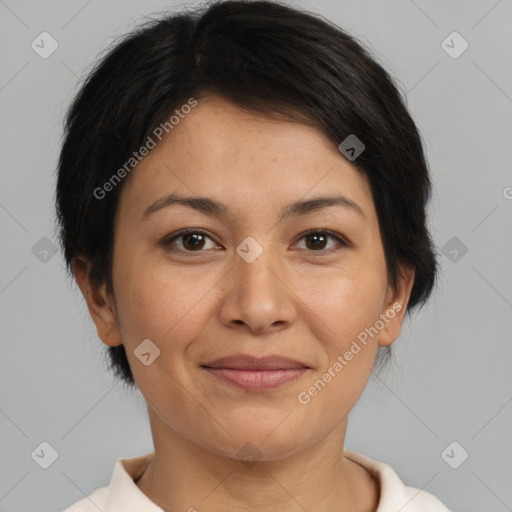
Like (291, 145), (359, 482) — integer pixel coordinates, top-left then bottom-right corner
(117, 95), (376, 227)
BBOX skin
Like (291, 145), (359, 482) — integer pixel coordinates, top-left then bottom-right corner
(74, 94), (415, 512)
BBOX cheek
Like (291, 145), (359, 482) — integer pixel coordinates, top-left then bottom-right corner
(112, 262), (215, 400)
(302, 265), (386, 346)
(295, 276), (381, 416)
(112, 255), (219, 350)
(295, 267), (384, 402)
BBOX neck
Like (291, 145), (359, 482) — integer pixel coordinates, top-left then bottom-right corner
(135, 407), (379, 512)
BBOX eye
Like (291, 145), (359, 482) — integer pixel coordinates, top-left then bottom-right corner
(161, 228), (349, 254)
(294, 230), (348, 252)
(161, 229), (220, 252)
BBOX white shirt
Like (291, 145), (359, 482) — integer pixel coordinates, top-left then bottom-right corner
(62, 450), (452, 511)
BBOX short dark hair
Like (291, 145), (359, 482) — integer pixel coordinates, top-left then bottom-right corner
(55, 0), (438, 388)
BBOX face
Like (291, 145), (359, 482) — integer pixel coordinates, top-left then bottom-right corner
(76, 94), (414, 461)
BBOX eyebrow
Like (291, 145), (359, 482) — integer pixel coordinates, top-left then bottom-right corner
(141, 192), (366, 222)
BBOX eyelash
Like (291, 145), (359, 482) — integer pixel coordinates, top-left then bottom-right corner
(161, 228), (349, 255)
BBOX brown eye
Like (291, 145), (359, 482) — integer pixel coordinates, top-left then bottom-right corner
(162, 229), (219, 252)
(181, 232), (206, 250)
(162, 228), (348, 255)
(295, 230), (347, 252)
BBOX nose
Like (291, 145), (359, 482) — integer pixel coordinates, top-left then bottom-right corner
(218, 243), (298, 335)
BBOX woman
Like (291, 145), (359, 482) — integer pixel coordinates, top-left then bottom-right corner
(57, 1), (451, 510)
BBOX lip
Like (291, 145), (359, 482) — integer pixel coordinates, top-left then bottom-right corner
(201, 354), (310, 370)
(202, 367), (309, 391)
(200, 354), (310, 391)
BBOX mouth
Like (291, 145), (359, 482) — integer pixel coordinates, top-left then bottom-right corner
(200, 354), (311, 391)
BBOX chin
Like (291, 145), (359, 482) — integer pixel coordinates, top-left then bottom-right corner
(201, 423), (309, 464)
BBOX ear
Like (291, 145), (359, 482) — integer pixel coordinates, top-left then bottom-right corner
(378, 264), (415, 347)
(72, 257), (123, 347)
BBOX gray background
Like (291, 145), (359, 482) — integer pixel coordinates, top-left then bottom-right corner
(0, 0), (511, 511)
